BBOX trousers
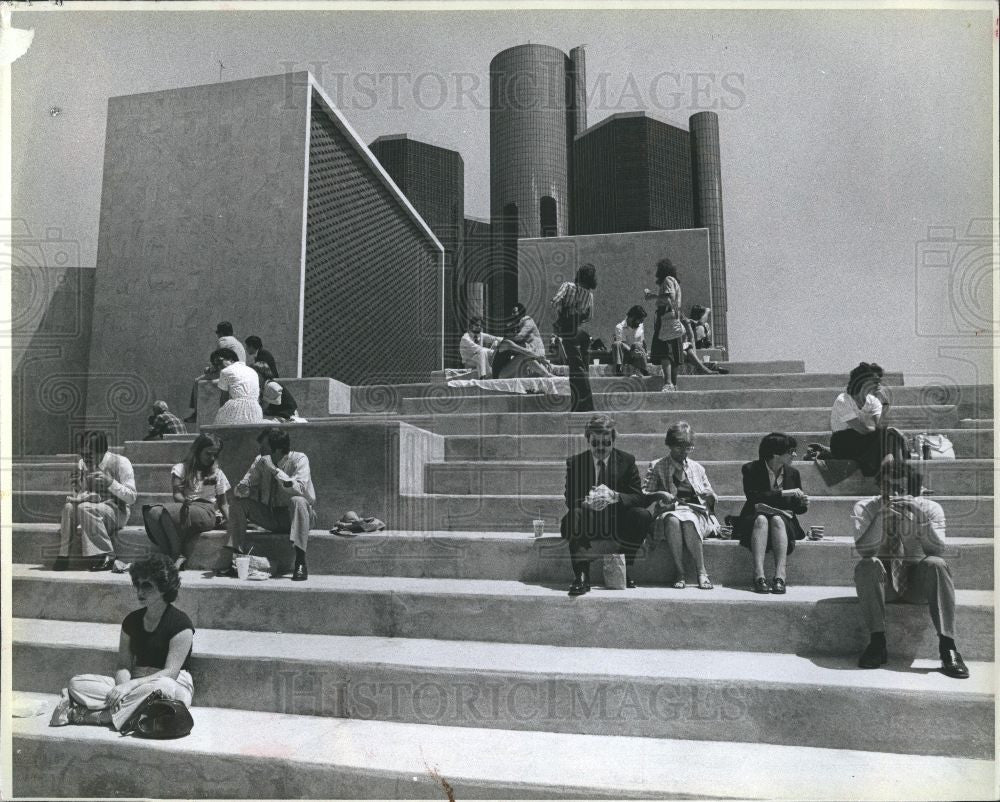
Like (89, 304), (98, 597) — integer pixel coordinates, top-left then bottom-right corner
(559, 330), (594, 412)
(610, 342), (649, 373)
(60, 500), (127, 557)
(854, 556), (956, 638)
(143, 501), (217, 560)
(68, 670), (194, 731)
(226, 496), (316, 551)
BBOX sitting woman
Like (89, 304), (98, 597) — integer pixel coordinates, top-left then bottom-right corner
(49, 554), (195, 731)
(823, 361), (908, 478)
(734, 433), (808, 594)
(212, 347), (263, 425)
(644, 421), (719, 589)
(255, 363), (303, 421)
(492, 302), (554, 379)
(689, 305), (712, 349)
(680, 318), (727, 375)
(143, 433), (230, 570)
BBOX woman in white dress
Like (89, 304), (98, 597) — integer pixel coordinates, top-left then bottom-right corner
(211, 348), (263, 425)
(644, 421), (720, 589)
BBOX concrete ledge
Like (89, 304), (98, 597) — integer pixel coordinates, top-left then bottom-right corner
(197, 377), (351, 422)
(677, 372), (904, 390)
(13, 694), (994, 800)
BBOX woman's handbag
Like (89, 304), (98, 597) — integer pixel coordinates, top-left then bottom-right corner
(924, 434), (956, 460)
(120, 691), (194, 739)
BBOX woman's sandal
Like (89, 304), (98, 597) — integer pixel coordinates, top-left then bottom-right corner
(672, 579), (686, 589)
(698, 574), (714, 590)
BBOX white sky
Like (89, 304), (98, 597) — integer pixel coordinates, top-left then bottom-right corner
(9, 3), (996, 382)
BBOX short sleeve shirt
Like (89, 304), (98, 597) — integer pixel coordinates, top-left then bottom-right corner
(122, 605), (195, 671)
(171, 463), (231, 502)
(831, 392), (882, 432)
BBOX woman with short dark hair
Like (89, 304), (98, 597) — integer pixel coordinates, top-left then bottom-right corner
(49, 554), (195, 731)
(734, 433), (809, 594)
(645, 259), (685, 391)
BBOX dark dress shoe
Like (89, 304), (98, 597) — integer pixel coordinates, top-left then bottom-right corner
(858, 640), (888, 668)
(771, 577), (786, 594)
(292, 563), (308, 582)
(568, 572), (590, 596)
(940, 649), (970, 679)
(89, 555), (116, 572)
(753, 576), (771, 594)
(53, 556), (70, 572)
(626, 577), (637, 589)
(215, 565), (237, 578)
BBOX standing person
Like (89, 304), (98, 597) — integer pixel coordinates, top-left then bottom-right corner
(560, 415), (652, 595)
(826, 362), (909, 477)
(142, 433), (230, 570)
(645, 258), (685, 392)
(644, 422), (719, 590)
(185, 321), (248, 422)
(143, 400), (187, 440)
(551, 263), (598, 412)
(49, 555), (195, 730)
(245, 335), (279, 377)
(54, 430), (137, 572)
(852, 460), (968, 678)
(211, 348), (263, 425)
(459, 316), (501, 378)
(610, 305), (651, 377)
(223, 428), (317, 581)
(733, 433), (808, 594)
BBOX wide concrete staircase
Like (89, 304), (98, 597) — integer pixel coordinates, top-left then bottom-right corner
(9, 362), (996, 799)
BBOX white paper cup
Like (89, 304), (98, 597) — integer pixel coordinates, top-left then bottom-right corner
(234, 556), (251, 580)
(716, 525), (733, 540)
(532, 519), (545, 537)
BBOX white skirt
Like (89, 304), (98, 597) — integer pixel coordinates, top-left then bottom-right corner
(654, 506), (717, 541)
(215, 398), (263, 425)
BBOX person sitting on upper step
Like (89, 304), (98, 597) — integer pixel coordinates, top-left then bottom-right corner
(222, 428), (316, 582)
(185, 321), (247, 423)
(561, 414), (653, 596)
(245, 334), (279, 378)
(459, 315), (501, 379)
(143, 400), (187, 440)
(54, 430), (137, 572)
(610, 305), (651, 377)
(49, 554), (195, 731)
(852, 459), (968, 678)
(733, 433), (808, 594)
(644, 421), (719, 590)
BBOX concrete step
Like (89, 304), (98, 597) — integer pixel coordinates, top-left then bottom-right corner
(676, 372), (903, 390)
(444, 429), (995, 462)
(713, 360), (805, 374)
(123, 439), (202, 463)
(426, 459), (995, 497)
(12, 491), (172, 525)
(962, 418), (994, 429)
(11, 567), (994, 659)
(13, 620), (993, 758)
(400, 493), (995, 538)
(10, 525), (994, 589)
(12, 692), (993, 800)
(325, 406), (962, 435)
(397, 386), (990, 416)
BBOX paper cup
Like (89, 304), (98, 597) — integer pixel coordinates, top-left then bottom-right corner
(808, 526), (825, 540)
(717, 525), (733, 540)
(234, 555), (251, 580)
(532, 519), (545, 537)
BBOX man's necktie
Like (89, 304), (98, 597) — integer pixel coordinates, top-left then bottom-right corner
(884, 522), (908, 596)
(597, 460), (606, 487)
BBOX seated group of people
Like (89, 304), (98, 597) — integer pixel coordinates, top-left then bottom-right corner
(56, 427), (317, 581)
(561, 413), (969, 680)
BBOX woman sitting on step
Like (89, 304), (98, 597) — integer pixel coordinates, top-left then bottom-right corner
(49, 554), (195, 731)
(142, 433), (230, 570)
(644, 421), (720, 589)
(733, 433), (809, 594)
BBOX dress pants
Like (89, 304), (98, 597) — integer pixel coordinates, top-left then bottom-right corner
(560, 330), (594, 412)
(854, 556), (956, 638)
(67, 670), (194, 731)
(143, 501), (217, 560)
(60, 501), (126, 557)
(562, 506), (652, 570)
(227, 496), (316, 551)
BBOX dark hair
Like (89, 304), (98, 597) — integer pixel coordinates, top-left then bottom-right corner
(467, 315), (483, 328)
(626, 305), (647, 321)
(181, 433), (223, 491)
(584, 414), (616, 440)
(759, 432), (797, 461)
(690, 304), (707, 320)
(656, 258), (677, 283)
(216, 321), (234, 337)
(847, 362), (884, 395)
(665, 421), (694, 446)
(257, 427), (291, 453)
(211, 347), (239, 364)
(245, 335), (263, 350)
(253, 361), (275, 382)
(512, 302), (527, 318)
(880, 460), (923, 497)
(129, 554), (181, 604)
(575, 263), (597, 290)
(78, 430), (109, 457)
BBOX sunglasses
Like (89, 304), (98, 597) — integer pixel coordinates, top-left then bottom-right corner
(132, 580), (157, 593)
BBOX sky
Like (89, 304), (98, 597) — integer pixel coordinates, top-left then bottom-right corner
(9, 2), (996, 384)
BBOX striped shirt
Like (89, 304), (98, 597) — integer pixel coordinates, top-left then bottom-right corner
(552, 282), (593, 319)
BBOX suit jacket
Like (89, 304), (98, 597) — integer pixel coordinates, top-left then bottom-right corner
(736, 460), (806, 539)
(561, 447), (645, 535)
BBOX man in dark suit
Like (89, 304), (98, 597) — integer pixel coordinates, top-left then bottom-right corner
(561, 414), (653, 596)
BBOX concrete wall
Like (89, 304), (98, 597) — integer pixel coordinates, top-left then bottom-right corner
(86, 74), (311, 437)
(518, 229), (713, 347)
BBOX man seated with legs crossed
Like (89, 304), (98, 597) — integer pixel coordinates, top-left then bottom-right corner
(561, 414), (653, 595)
(223, 428), (317, 581)
(853, 459), (968, 678)
(55, 430), (137, 572)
